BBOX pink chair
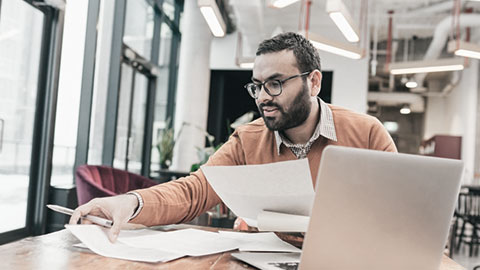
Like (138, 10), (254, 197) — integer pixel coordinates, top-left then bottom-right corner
(75, 165), (157, 205)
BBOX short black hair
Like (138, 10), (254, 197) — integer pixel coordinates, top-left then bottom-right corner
(256, 32), (321, 73)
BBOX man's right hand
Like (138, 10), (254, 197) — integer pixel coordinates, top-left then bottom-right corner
(69, 194), (139, 243)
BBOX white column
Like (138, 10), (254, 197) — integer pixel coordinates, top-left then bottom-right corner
(171, 0), (213, 171)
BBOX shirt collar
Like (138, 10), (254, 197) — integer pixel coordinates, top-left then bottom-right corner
(274, 97), (338, 155)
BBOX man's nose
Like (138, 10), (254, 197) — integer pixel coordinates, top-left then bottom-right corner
(256, 85), (273, 104)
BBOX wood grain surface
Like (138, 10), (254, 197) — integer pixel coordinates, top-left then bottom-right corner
(0, 225), (465, 270)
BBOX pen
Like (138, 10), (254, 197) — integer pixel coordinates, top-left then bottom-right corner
(46, 204), (113, 227)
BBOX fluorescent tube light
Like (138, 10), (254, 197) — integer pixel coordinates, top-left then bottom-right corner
(400, 104), (411, 115)
(389, 58), (464, 75)
(448, 40), (480, 60)
(236, 56), (255, 69)
(269, 0), (300, 8)
(326, 0), (360, 42)
(198, 0), (226, 37)
(405, 81), (418, 88)
(302, 32), (364, 59)
(239, 62), (254, 69)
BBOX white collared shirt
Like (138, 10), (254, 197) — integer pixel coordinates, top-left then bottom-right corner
(274, 97), (337, 159)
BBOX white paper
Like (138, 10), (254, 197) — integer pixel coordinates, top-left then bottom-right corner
(257, 210), (310, 232)
(67, 225), (304, 263)
(119, 228), (240, 257)
(65, 225), (183, 263)
(218, 231), (301, 252)
(201, 159), (315, 227)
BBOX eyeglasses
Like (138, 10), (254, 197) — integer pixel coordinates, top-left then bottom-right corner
(244, 71), (311, 99)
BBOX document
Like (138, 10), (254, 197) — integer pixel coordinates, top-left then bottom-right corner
(66, 225), (182, 263)
(119, 228), (239, 257)
(201, 159), (314, 228)
(257, 210), (310, 232)
(66, 225), (300, 262)
(218, 231), (301, 252)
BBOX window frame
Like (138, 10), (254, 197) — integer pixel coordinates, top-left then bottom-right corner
(0, 0), (64, 244)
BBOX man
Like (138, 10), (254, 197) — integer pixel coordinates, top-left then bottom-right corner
(70, 32), (397, 242)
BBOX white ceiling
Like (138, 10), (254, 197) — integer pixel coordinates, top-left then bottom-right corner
(230, 0), (480, 57)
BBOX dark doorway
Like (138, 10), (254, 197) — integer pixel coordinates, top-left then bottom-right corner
(207, 70), (333, 146)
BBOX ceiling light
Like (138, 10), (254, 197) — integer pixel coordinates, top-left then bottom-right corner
(405, 81), (418, 88)
(268, 0), (300, 8)
(237, 60), (254, 69)
(448, 40), (480, 60)
(198, 0), (226, 37)
(326, 0), (360, 43)
(302, 32), (364, 60)
(389, 58), (464, 75)
(400, 104), (411, 115)
(383, 121), (399, 133)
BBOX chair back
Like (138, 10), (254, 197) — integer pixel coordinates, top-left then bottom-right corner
(457, 188), (480, 220)
(75, 165), (157, 205)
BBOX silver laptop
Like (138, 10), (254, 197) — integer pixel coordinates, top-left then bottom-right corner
(233, 145), (464, 270)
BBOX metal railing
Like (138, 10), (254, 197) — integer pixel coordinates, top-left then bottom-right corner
(0, 141), (75, 175)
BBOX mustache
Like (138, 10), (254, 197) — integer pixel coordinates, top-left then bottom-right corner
(259, 101), (281, 111)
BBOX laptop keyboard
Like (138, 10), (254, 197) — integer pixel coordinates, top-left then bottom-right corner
(268, 262), (299, 270)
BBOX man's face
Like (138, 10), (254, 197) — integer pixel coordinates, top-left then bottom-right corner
(252, 50), (312, 131)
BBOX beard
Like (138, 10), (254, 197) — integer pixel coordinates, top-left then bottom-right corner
(258, 82), (312, 131)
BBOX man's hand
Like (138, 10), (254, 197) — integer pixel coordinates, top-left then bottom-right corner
(69, 194), (139, 243)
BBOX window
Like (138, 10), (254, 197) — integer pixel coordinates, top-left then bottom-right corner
(0, 0), (44, 234)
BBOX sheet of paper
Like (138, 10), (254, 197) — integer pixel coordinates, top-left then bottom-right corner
(202, 159), (314, 227)
(67, 225), (302, 263)
(257, 210), (310, 232)
(65, 225), (183, 263)
(218, 231), (301, 252)
(119, 228), (240, 257)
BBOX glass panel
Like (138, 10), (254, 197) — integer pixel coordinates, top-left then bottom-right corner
(88, 0), (114, 165)
(150, 22), (172, 174)
(0, 0), (44, 233)
(51, 0), (90, 186)
(123, 0), (154, 60)
(162, 0), (175, 22)
(113, 64), (134, 171)
(128, 74), (148, 174)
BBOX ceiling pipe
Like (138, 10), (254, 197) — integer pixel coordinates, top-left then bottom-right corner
(422, 70), (462, 97)
(401, 0), (464, 17)
(413, 13), (480, 88)
(385, 10), (393, 72)
(304, 0), (312, 39)
(368, 92), (425, 113)
(371, 7), (379, 76)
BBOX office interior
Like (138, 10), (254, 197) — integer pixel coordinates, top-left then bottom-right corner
(1, 0), (480, 267)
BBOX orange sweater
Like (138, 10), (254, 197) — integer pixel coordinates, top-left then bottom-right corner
(131, 104), (397, 226)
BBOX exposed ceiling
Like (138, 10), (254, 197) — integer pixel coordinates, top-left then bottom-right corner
(229, 0), (480, 57)
(225, 0), (480, 112)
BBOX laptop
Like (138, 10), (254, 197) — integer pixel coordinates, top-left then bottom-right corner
(232, 145), (464, 270)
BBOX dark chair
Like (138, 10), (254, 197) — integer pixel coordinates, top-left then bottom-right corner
(75, 165), (157, 205)
(450, 187), (480, 257)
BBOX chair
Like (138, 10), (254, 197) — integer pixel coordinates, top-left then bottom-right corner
(450, 187), (480, 257)
(75, 165), (157, 205)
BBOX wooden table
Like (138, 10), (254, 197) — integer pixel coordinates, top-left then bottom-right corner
(0, 225), (466, 270)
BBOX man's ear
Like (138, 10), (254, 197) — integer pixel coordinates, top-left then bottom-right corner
(309, 70), (322, 97)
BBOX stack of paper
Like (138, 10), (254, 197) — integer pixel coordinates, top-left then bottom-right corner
(66, 225), (300, 263)
(202, 159), (314, 231)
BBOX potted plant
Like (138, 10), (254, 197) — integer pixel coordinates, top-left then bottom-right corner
(156, 118), (175, 169)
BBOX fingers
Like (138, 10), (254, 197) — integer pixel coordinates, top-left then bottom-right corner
(108, 222), (121, 243)
(69, 202), (94, 225)
(68, 195), (140, 243)
(108, 214), (130, 243)
(81, 219), (93, 225)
